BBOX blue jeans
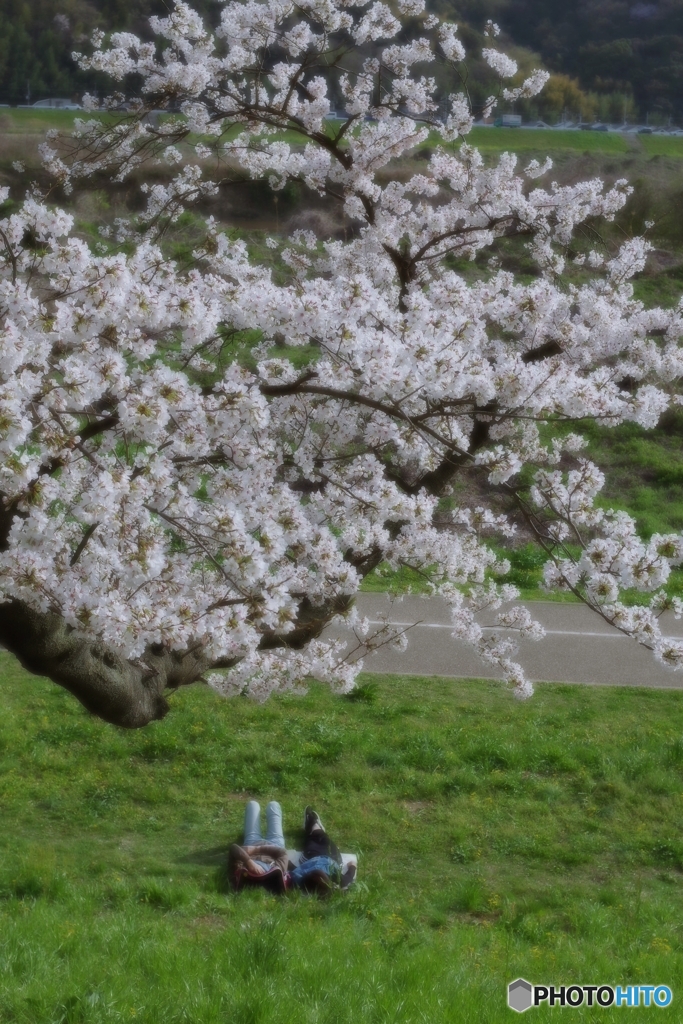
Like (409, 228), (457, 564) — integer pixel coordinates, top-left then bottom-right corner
(289, 855), (341, 887)
(242, 800), (285, 849)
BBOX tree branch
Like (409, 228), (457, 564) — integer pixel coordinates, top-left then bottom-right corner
(0, 599), (215, 728)
(70, 523), (99, 566)
(78, 414), (119, 442)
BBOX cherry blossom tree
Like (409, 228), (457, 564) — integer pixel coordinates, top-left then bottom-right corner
(1, 0), (682, 727)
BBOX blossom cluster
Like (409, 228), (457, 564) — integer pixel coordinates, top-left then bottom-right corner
(0, 0), (681, 702)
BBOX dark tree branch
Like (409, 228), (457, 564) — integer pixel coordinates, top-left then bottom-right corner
(256, 594), (353, 651)
(78, 414), (119, 442)
(0, 599), (217, 728)
(521, 340), (563, 364)
(70, 523), (99, 566)
(381, 413), (493, 495)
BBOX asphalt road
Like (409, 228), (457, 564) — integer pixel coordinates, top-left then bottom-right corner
(323, 594), (683, 689)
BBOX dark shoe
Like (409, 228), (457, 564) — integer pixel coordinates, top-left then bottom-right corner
(341, 862), (357, 889)
(304, 805), (325, 835)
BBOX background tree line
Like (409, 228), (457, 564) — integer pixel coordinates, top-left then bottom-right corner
(0, 0), (214, 105)
(447, 0), (683, 123)
(0, 0), (680, 122)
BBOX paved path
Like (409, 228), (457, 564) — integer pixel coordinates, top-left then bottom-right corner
(322, 594), (683, 689)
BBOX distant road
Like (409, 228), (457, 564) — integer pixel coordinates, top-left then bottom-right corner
(322, 594), (683, 689)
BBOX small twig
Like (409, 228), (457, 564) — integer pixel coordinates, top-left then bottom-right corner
(0, 227), (17, 286)
(70, 522), (99, 566)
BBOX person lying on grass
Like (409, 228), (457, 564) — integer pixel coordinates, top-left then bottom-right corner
(228, 799), (289, 881)
(229, 801), (355, 894)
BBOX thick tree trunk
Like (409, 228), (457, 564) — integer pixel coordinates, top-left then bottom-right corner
(0, 591), (354, 727)
(0, 599), (212, 728)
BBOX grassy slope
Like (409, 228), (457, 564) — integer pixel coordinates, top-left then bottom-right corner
(578, 418), (683, 538)
(4, 111), (683, 173)
(0, 109), (82, 133)
(464, 128), (683, 159)
(361, 410), (683, 602)
(1, 658), (683, 1022)
(484, 417), (683, 603)
(464, 126), (630, 153)
(640, 135), (683, 158)
(0, 111), (677, 156)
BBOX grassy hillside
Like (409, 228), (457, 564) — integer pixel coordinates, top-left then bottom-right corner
(362, 410), (683, 602)
(640, 135), (683, 158)
(491, 416), (683, 602)
(4, 112), (683, 171)
(465, 126), (631, 153)
(1, 658), (682, 1022)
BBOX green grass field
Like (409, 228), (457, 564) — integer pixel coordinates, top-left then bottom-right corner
(0, 109), (655, 153)
(494, 416), (683, 602)
(464, 126), (630, 153)
(639, 135), (683, 158)
(1, 656), (682, 1023)
(362, 410), (683, 603)
(0, 108), (82, 133)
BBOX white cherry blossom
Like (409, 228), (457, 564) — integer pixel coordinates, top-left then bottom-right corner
(0, 0), (680, 727)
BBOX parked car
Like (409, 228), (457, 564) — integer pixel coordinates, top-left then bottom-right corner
(32, 98), (81, 110)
